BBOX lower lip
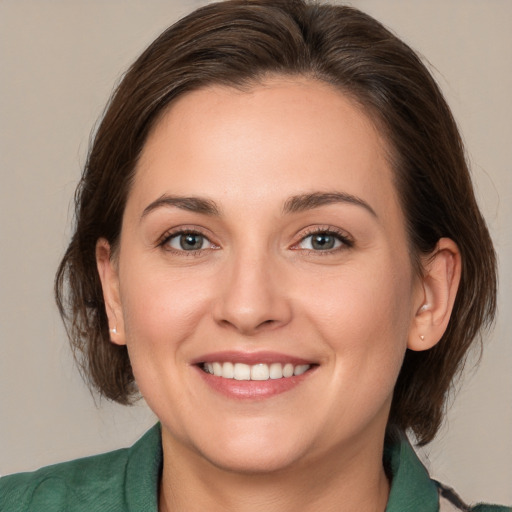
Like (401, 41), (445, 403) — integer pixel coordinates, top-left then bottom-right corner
(195, 366), (315, 399)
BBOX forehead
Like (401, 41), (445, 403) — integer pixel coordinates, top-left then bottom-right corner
(129, 78), (401, 223)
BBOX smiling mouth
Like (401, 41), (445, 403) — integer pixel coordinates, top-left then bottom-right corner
(201, 362), (312, 381)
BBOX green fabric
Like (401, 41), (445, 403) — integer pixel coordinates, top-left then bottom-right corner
(1, 424), (510, 511)
(384, 433), (439, 512)
(0, 425), (162, 512)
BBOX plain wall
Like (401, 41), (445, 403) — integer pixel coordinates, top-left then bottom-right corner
(1, 0), (511, 505)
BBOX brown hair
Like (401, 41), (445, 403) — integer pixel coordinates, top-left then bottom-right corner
(55, 0), (497, 445)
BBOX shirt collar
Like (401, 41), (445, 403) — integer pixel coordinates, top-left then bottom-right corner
(126, 423), (162, 512)
(385, 432), (439, 512)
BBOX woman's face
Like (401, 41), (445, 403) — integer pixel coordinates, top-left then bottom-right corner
(101, 78), (426, 473)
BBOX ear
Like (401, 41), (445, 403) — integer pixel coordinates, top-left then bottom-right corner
(408, 238), (461, 351)
(96, 238), (126, 346)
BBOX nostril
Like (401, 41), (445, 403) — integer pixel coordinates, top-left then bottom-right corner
(213, 275), (293, 334)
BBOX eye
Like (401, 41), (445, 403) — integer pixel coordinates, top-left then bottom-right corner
(164, 231), (212, 252)
(295, 230), (351, 252)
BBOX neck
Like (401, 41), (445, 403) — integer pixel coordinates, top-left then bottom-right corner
(158, 429), (390, 512)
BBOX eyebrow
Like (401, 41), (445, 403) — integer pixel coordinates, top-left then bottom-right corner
(140, 191), (376, 220)
(141, 194), (221, 220)
(282, 192), (377, 217)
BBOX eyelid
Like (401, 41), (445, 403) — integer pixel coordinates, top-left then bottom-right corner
(157, 226), (219, 252)
(156, 224), (352, 255)
(291, 225), (354, 252)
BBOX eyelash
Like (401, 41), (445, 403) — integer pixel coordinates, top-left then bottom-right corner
(292, 226), (354, 255)
(158, 228), (217, 256)
(157, 226), (354, 256)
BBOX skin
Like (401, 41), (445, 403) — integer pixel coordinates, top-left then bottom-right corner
(97, 78), (460, 512)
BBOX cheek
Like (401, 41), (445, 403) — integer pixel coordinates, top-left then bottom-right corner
(117, 264), (219, 415)
(119, 263), (216, 355)
(304, 261), (412, 336)
(299, 256), (414, 381)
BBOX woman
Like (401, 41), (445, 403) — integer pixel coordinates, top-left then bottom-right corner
(1, 1), (509, 510)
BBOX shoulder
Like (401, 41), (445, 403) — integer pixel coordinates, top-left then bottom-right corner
(0, 445), (131, 511)
(0, 424), (162, 512)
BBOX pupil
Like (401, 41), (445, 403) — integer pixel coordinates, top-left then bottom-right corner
(180, 233), (203, 250)
(312, 234), (334, 250)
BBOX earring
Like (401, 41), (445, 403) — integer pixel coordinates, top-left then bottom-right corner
(110, 327), (118, 335)
(419, 304), (430, 313)
(419, 335), (425, 341)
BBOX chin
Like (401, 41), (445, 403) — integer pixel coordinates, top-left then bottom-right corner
(202, 443), (304, 475)
(188, 420), (312, 475)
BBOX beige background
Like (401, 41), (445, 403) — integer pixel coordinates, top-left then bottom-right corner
(0, 0), (511, 505)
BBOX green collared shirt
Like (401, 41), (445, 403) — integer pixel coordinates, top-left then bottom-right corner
(1, 424), (509, 511)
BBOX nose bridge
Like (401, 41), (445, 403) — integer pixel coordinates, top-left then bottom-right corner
(214, 243), (290, 334)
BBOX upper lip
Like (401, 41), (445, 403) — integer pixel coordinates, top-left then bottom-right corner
(190, 350), (316, 366)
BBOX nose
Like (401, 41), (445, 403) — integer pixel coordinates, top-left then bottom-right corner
(213, 250), (292, 335)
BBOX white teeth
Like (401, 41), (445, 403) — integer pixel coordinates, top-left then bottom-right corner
(293, 364), (309, 376)
(283, 363), (294, 378)
(234, 363), (251, 380)
(212, 362), (223, 376)
(222, 362), (234, 378)
(269, 362), (283, 379)
(251, 364), (270, 381)
(203, 362), (311, 380)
